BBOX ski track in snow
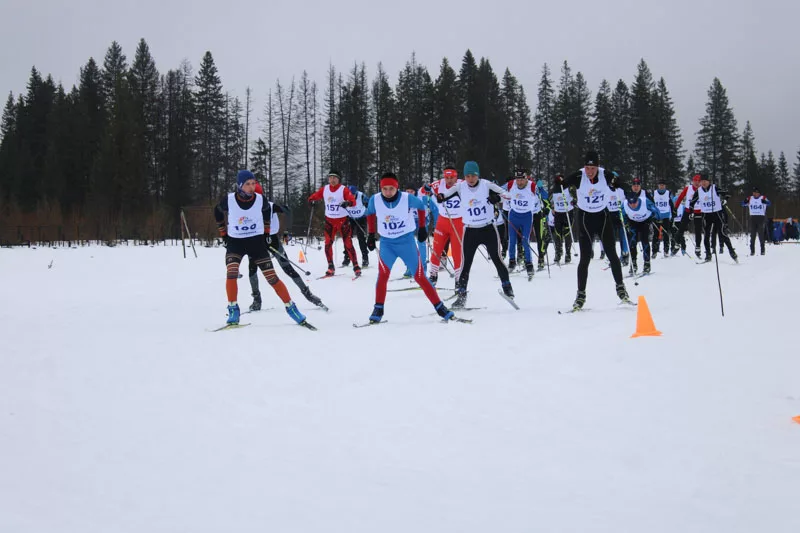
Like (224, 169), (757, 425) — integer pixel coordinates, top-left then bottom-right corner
(1, 237), (799, 533)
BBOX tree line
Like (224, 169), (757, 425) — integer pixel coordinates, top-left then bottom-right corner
(1, 39), (799, 242)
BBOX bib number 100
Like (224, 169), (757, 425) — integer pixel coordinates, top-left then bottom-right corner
(467, 206), (487, 217)
(235, 223), (257, 231)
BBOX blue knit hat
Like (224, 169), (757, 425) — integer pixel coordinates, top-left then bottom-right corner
(237, 169), (255, 188)
(463, 161), (480, 176)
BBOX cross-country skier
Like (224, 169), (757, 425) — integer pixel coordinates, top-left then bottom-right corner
(364, 172), (454, 323)
(505, 168), (540, 279)
(341, 185), (370, 268)
(403, 187), (439, 277)
(214, 170), (308, 326)
(425, 165), (463, 287)
(651, 178), (674, 259)
(560, 151), (630, 311)
(691, 174), (737, 262)
(307, 171), (361, 278)
(742, 186), (770, 255)
(247, 183), (327, 312)
(549, 174), (574, 264)
(674, 173), (704, 258)
(437, 161), (513, 309)
(600, 182), (630, 264)
(622, 179), (660, 275)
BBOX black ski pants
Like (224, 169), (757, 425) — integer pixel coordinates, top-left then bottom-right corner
(458, 224), (509, 291)
(574, 210), (624, 292)
(750, 216), (766, 254)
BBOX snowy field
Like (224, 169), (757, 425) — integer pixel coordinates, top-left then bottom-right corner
(1, 236), (799, 533)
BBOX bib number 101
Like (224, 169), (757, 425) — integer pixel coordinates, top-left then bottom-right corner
(467, 206), (487, 217)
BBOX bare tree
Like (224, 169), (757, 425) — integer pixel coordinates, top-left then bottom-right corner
(244, 86), (252, 167)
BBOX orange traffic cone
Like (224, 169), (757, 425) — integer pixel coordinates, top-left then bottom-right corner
(447, 247), (452, 258)
(298, 250), (306, 263)
(631, 295), (662, 338)
(793, 416), (800, 424)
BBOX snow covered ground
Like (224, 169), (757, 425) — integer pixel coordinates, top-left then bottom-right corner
(1, 236), (799, 533)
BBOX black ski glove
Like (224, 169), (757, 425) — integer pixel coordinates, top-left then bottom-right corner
(417, 227), (428, 243)
(367, 233), (376, 251)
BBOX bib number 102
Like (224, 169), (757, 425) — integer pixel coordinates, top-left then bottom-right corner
(382, 220), (406, 231)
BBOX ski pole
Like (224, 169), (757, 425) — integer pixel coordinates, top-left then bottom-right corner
(710, 193), (725, 317)
(303, 203), (316, 257)
(269, 245), (312, 276)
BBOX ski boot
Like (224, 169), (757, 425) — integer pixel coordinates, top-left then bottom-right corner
(285, 301), (307, 324)
(730, 250), (738, 263)
(301, 287), (326, 309)
(631, 259), (638, 274)
(353, 265), (362, 278)
(537, 260), (545, 272)
(643, 261), (651, 274)
(249, 292), (262, 312)
(501, 280), (514, 299)
(616, 283), (631, 304)
(704, 254), (712, 263)
(554, 252), (563, 264)
(508, 259), (517, 271)
(750, 248), (755, 256)
(341, 256), (351, 267)
(651, 249), (658, 260)
(572, 290), (586, 311)
(452, 288), (467, 309)
(525, 261), (534, 281)
(428, 273), (438, 287)
(369, 303), (384, 323)
(600, 250), (606, 260)
(362, 256), (369, 268)
(434, 301), (454, 321)
(324, 262), (335, 277)
(227, 303), (241, 325)
(695, 246), (701, 259)
(565, 252), (571, 264)
(620, 252), (629, 266)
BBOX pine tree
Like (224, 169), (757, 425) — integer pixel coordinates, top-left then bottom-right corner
(759, 151), (777, 194)
(776, 151), (790, 195)
(695, 77), (739, 189)
(555, 63), (592, 173)
(432, 58), (459, 173)
(477, 57), (507, 179)
(275, 78), (299, 204)
(322, 64), (339, 175)
(651, 77), (684, 191)
(298, 72), (314, 191)
(738, 121), (759, 193)
(629, 59), (655, 182)
(591, 80), (616, 172)
(792, 147), (800, 197)
(128, 39), (161, 200)
(686, 154), (696, 178)
(610, 80), (632, 177)
(501, 68), (532, 171)
(372, 62), (396, 182)
(0, 92), (18, 203)
(338, 63), (373, 191)
(74, 58), (106, 210)
(532, 63), (558, 180)
(162, 63), (195, 211)
(457, 50), (480, 166)
(194, 51), (225, 202)
(395, 53), (434, 186)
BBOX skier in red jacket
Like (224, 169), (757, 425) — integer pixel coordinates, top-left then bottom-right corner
(308, 170), (361, 277)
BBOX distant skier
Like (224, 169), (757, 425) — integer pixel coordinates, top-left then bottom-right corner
(549, 174), (574, 264)
(742, 187), (770, 255)
(690, 174), (737, 262)
(505, 168), (539, 279)
(600, 181), (630, 265)
(622, 179), (660, 275)
(674, 173), (705, 258)
(214, 170), (307, 326)
(364, 172), (454, 324)
(307, 171), (361, 278)
(651, 178), (674, 259)
(341, 185), (370, 268)
(403, 187), (438, 278)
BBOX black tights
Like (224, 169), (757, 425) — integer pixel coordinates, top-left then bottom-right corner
(575, 210), (624, 292)
(458, 224), (509, 291)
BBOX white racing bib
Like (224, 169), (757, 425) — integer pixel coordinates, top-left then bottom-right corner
(374, 192), (415, 239)
(576, 168), (610, 213)
(653, 189), (671, 215)
(509, 183), (539, 214)
(460, 180), (493, 226)
(749, 196), (767, 216)
(323, 185), (348, 219)
(346, 191), (367, 218)
(624, 194), (652, 222)
(227, 193), (265, 238)
(432, 179), (463, 219)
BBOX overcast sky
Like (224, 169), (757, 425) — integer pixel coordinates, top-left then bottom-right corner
(2, 0), (798, 169)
